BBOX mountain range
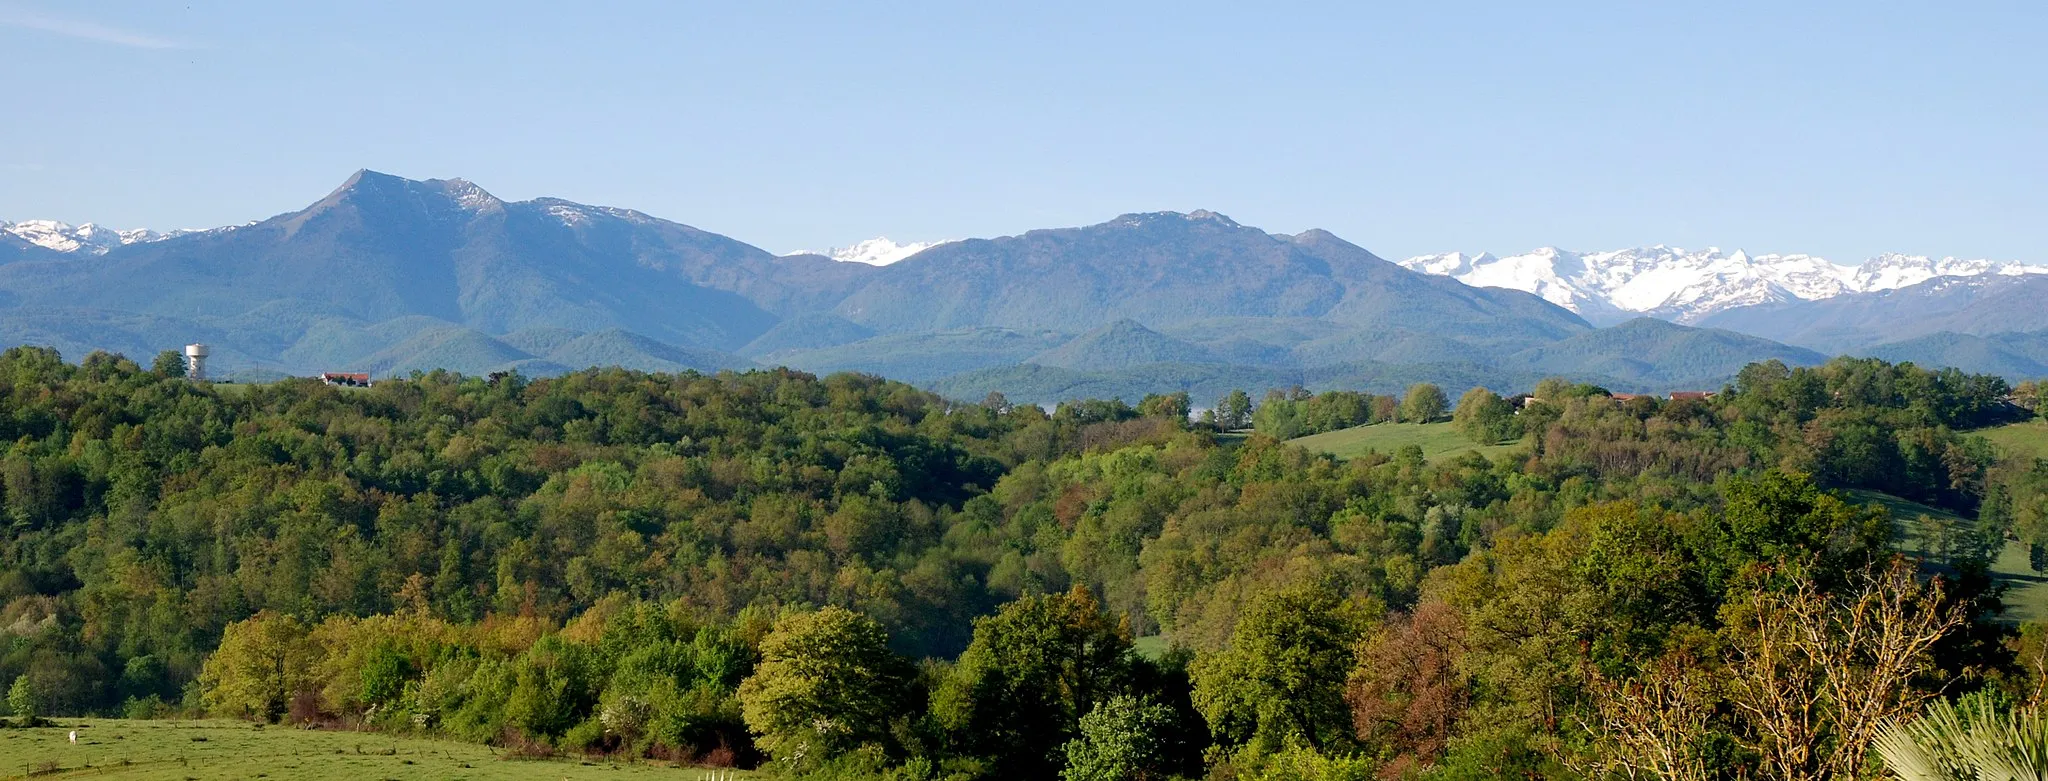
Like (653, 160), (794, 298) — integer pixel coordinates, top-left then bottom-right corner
(3, 170), (2040, 403)
(1399, 246), (2047, 325)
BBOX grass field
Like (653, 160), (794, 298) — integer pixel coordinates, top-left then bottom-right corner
(1845, 488), (2048, 624)
(1131, 635), (1169, 660)
(1287, 422), (1523, 462)
(1976, 419), (2048, 462)
(0, 719), (757, 781)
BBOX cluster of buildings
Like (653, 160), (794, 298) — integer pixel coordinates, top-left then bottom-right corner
(180, 343), (373, 387)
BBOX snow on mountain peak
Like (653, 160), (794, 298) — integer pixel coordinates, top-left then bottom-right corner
(1, 219), (198, 255)
(1399, 245), (2046, 324)
(787, 237), (952, 266)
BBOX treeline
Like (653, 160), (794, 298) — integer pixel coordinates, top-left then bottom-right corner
(0, 345), (2043, 780)
(1228, 385), (1451, 440)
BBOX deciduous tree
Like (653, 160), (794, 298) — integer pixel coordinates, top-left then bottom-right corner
(1400, 384), (1448, 424)
(737, 607), (908, 766)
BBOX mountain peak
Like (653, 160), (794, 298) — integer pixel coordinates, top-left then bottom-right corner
(1184, 209), (1239, 227)
(427, 177), (503, 211)
(1106, 210), (1244, 230)
(787, 237), (950, 266)
(316, 170), (504, 215)
(0, 218), (187, 254)
(333, 168), (404, 193)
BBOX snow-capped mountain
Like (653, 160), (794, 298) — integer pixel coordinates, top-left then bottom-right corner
(1, 219), (196, 255)
(788, 237), (950, 266)
(1399, 246), (2047, 324)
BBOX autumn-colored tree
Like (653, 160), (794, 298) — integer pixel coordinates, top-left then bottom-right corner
(1345, 601), (1469, 765)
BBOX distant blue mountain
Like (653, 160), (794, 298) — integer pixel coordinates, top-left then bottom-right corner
(0, 171), (1886, 399)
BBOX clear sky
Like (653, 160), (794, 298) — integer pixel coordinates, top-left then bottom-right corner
(1, 1), (2042, 262)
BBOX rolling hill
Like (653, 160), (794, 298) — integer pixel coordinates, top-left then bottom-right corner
(1865, 330), (2048, 378)
(1026, 320), (1219, 371)
(1501, 318), (1830, 388)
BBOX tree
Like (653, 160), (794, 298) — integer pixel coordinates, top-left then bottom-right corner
(1345, 602), (1468, 764)
(737, 607), (908, 765)
(7, 675), (38, 722)
(1593, 559), (1967, 781)
(1191, 580), (1371, 756)
(1216, 390), (1254, 430)
(1451, 387), (1516, 444)
(151, 349), (187, 378)
(1370, 395), (1399, 424)
(934, 586), (1134, 776)
(1719, 559), (1966, 781)
(1060, 695), (1180, 781)
(1399, 384), (1448, 424)
(1253, 391), (1304, 440)
(1138, 391), (1192, 424)
(199, 611), (318, 722)
(982, 390), (1013, 413)
(1579, 654), (1719, 781)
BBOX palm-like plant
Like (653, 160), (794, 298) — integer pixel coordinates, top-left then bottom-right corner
(1875, 697), (2048, 781)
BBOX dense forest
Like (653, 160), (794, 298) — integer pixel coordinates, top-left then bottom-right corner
(2, 344), (2046, 780)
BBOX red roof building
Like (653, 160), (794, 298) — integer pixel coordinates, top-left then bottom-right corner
(321, 372), (372, 387)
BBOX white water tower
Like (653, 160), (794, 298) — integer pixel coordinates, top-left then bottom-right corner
(184, 343), (209, 381)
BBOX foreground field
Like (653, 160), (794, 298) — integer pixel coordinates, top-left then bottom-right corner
(1978, 419), (2048, 461)
(0, 720), (756, 781)
(1288, 421), (1523, 462)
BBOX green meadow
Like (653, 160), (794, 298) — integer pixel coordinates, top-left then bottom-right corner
(1288, 421), (1523, 462)
(0, 719), (757, 781)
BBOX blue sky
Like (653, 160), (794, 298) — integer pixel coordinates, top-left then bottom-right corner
(1, 1), (2042, 262)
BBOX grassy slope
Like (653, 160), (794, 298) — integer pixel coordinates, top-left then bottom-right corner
(1845, 488), (2048, 625)
(1979, 419), (2048, 462)
(0, 719), (758, 780)
(1287, 422), (1523, 462)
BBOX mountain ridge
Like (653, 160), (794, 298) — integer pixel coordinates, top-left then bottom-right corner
(1400, 245), (2046, 325)
(0, 170), (1963, 405)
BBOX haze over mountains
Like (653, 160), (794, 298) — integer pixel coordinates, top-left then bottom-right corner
(2, 170), (2039, 403)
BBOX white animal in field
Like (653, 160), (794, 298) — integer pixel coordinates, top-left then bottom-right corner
(68, 731), (77, 743)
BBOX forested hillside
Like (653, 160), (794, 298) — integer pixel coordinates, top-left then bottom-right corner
(2, 345), (2045, 780)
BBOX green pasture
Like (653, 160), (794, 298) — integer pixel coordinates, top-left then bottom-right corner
(1288, 422), (1523, 462)
(0, 719), (756, 781)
